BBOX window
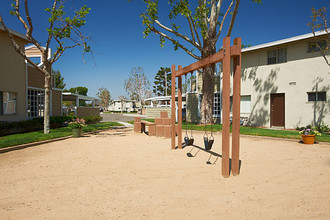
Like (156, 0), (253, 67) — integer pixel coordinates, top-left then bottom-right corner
(307, 40), (327, 53)
(213, 93), (221, 117)
(0, 91), (17, 115)
(27, 89), (45, 118)
(229, 95), (251, 113)
(267, 48), (287, 64)
(241, 96), (251, 113)
(307, 92), (326, 102)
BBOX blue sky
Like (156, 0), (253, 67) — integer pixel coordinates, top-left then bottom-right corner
(0, 0), (328, 99)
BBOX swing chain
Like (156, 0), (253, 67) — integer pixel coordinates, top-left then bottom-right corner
(185, 74), (188, 135)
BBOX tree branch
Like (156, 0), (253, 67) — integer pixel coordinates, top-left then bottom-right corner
(155, 20), (202, 51)
(13, 0), (44, 54)
(216, 0), (233, 42)
(24, 0), (33, 36)
(0, 16), (47, 75)
(150, 27), (201, 60)
(189, 15), (202, 47)
(226, 0), (240, 37)
(45, 0), (59, 54)
(310, 7), (330, 66)
(187, 16), (196, 45)
(199, 0), (208, 39)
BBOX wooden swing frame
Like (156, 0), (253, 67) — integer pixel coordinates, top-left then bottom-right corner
(171, 37), (241, 178)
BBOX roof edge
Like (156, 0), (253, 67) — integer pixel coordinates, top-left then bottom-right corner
(0, 24), (29, 42)
(242, 30), (329, 53)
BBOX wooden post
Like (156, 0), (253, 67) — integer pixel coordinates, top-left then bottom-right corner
(232, 37), (241, 176)
(171, 65), (176, 150)
(178, 65), (183, 149)
(222, 36), (231, 178)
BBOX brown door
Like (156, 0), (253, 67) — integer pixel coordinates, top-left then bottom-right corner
(270, 93), (285, 127)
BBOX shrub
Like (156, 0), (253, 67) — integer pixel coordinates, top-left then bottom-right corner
(82, 115), (103, 124)
(297, 122), (330, 134)
(0, 115), (76, 136)
(315, 121), (330, 133)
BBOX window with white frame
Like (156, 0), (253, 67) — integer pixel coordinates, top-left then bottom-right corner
(307, 92), (326, 102)
(267, 48), (287, 64)
(0, 91), (17, 115)
(27, 89), (45, 118)
(240, 95), (251, 113)
(213, 93), (221, 117)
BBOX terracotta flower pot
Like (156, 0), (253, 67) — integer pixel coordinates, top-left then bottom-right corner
(72, 128), (82, 138)
(301, 134), (315, 144)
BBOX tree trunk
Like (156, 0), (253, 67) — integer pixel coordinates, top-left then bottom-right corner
(200, 65), (215, 124)
(44, 73), (51, 134)
(200, 38), (216, 124)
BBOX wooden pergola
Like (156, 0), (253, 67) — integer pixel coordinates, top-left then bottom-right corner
(171, 37), (241, 178)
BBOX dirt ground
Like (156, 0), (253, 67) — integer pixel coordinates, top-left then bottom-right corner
(0, 128), (329, 219)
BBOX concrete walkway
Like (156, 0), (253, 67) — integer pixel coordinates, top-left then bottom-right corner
(101, 113), (144, 123)
(116, 121), (133, 127)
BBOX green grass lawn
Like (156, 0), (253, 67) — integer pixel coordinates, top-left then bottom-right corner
(128, 120), (330, 143)
(0, 122), (123, 148)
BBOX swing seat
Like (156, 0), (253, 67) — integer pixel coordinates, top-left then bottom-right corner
(206, 139), (214, 151)
(188, 137), (194, 145)
(203, 136), (209, 150)
(184, 136), (190, 146)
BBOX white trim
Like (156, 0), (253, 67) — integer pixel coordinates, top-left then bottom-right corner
(25, 45), (52, 67)
(242, 30), (329, 53)
(27, 86), (45, 91)
(62, 92), (100, 102)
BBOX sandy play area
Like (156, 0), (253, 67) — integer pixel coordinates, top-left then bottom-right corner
(0, 128), (329, 219)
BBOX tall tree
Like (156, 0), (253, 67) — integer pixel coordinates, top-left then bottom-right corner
(0, 0), (91, 133)
(52, 70), (66, 89)
(308, 6), (329, 66)
(133, 0), (261, 123)
(124, 67), (151, 105)
(153, 67), (172, 96)
(97, 87), (111, 110)
(68, 86), (88, 106)
(68, 86), (88, 96)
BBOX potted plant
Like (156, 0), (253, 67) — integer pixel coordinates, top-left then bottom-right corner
(68, 118), (86, 138)
(299, 127), (321, 144)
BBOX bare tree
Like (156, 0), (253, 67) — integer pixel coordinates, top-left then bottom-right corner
(97, 87), (111, 111)
(132, 0), (261, 123)
(308, 6), (330, 66)
(0, 0), (91, 133)
(124, 67), (151, 106)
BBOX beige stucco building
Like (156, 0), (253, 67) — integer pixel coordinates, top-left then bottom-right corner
(186, 31), (329, 129)
(0, 27), (29, 121)
(0, 27), (62, 122)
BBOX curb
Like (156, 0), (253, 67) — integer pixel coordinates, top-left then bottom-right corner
(0, 126), (131, 154)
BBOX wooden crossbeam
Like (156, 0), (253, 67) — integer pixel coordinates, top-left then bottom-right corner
(175, 50), (224, 77)
(171, 36), (242, 178)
